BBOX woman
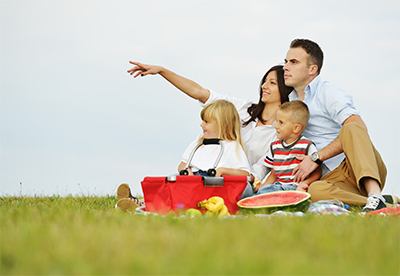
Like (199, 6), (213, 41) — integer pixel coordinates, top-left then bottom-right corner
(127, 61), (292, 182)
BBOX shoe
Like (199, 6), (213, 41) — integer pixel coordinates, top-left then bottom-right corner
(116, 183), (133, 200)
(116, 198), (138, 212)
(362, 196), (386, 212)
(382, 194), (400, 205)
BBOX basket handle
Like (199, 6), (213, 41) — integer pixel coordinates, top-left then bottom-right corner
(202, 176), (224, 186)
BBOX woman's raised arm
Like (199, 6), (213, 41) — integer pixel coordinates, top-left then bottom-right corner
(128, 61), (210, 103)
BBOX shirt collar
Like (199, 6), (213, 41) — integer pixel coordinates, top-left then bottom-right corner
(305, 75), (321, 95)
(289, 75), (321, 100)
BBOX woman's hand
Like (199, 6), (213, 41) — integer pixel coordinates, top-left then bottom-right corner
(127, 60), (210, 103)
(127, 61), (162, 78)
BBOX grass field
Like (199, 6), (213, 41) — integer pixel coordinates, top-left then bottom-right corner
(1, 196), (399, 275)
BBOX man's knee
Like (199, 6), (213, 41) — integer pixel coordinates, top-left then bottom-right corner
(308, 181), (334, 202)
(340, 120), (367, 138)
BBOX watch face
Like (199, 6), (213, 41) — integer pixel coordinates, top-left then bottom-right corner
(311, 152), (318, 161)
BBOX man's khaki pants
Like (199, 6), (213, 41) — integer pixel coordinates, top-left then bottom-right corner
(308, 122), (387, 205)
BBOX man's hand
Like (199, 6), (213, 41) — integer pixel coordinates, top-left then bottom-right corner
(292, 155), (319, 182)
(127, 61), (162, 78)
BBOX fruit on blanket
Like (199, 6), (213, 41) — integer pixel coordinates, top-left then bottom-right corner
(185, 208), (202, 217)
(218, 205), (229, 217)
(198, 196), (224, 213)
(198, 196), (230, 216)
(237, 191), (311, 214)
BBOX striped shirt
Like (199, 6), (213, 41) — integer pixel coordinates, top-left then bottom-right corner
(263, 136), (317, 185)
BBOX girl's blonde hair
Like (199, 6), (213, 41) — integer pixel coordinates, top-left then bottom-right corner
(200, 100), (243, 146)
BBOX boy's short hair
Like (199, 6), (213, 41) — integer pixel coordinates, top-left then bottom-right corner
(279, 101), (310, 129)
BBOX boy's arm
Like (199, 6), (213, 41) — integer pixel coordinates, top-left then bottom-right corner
(216, 167), (250, 177)
(259, 170), (276, 188)
(127, 61), (210, 103)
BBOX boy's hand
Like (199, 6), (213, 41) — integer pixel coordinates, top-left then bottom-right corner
(127, 61), (162, 78)
(252, 178), (261, 193)
(296, 182), (309, 192)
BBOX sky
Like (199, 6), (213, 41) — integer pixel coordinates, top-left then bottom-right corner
(1, 0), (399, 197)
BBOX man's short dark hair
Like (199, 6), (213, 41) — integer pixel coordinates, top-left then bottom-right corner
(290, 39), (324, 74)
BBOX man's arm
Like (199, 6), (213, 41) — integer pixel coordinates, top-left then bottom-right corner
(297, 167), (322, 192)
(293, 115), (367, 182)
(127, 61), (210, 103)
(318, 115), (367, 161)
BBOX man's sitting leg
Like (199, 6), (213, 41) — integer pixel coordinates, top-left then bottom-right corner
(308, 179), (368, 205)
(339, 122), (388, 212)
(360, 177), (386, 212)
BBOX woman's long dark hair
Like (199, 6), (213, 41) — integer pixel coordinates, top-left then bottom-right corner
(243, 65), (292, 126)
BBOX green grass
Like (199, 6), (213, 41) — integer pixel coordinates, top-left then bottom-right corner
(1, 197), (399, 275)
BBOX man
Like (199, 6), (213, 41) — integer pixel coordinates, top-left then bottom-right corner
(284, 39), (390, 212)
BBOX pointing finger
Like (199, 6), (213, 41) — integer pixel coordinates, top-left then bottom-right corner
(129, 60), (141, 66)
(132, 70), (144, 78)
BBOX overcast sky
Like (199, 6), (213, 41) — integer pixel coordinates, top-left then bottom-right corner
(1, 0), (399, 196)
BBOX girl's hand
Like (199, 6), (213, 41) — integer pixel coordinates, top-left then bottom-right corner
(127, 61), (162, 78)
(216, 168), (225, 177)
(187, 168), (194, 175)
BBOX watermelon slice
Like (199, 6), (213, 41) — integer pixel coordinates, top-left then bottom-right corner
(237, 191), (311, 214)
(367, 206), (400, 216)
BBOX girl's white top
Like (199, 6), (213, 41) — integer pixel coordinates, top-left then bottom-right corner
(181, 139), (251, 173)
(203, 91), (276, 179)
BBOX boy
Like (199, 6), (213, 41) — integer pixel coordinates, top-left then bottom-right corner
(256, 101), (321, 194)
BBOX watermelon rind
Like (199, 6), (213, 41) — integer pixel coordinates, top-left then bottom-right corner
(237, 191), (311, 214)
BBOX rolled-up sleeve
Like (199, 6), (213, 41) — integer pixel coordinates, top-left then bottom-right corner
(322, 84), (359, 125)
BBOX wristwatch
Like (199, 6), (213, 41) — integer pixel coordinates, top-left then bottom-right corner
(310, 152), (323, 165)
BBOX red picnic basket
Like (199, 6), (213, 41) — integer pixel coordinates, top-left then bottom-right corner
(141, 175), (247, 214)
(140, 138), (248, 214)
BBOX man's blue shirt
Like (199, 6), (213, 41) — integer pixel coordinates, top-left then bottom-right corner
(289, 75), (359, 172)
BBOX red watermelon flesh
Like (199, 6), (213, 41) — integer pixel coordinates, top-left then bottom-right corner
(240, 192), (309, 207)
(237, 191), (311, 214)
(367, 206), (400, 216)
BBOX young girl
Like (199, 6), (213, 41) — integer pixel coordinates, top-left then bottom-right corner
(116, 99), (251, 212)
(178, 99), (251, 177)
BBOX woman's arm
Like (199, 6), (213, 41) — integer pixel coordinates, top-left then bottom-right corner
(127, 61), (210, 103)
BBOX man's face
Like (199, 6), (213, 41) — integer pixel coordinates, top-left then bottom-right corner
(284, 47), (313, 88)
